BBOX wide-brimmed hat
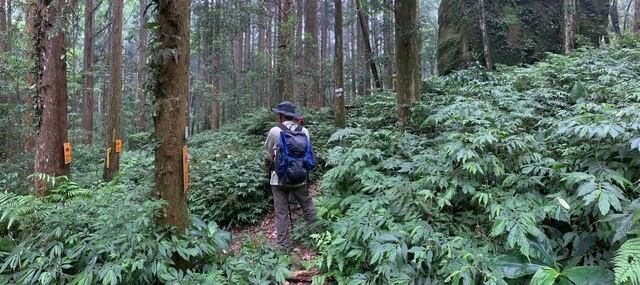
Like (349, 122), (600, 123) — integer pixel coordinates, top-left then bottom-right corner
(271, 101), (300, 119)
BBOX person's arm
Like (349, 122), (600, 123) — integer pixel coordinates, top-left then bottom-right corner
(264, 128), (277, 158)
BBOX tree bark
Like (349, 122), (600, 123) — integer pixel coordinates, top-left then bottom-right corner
(355, 0), (382, 91)
(265, 2), (273, 107)
(276, 0), (294, 102)
(294, 0), (304, 104)
(383, 0), (394, 90)
(0, 0), (6, 51)
(213, 0), (222, 130)
(257, 3), (265, 108)
(563, 0), (576, 54)
(24, 0), (35, 152)
(103, 0), (124, 182)
(305, 0), (319, 108)
(395, 0), (420, 124)
(232, 36), (240, 108)
(478, 0), (493, 70)
(152, 0), (191, 236)
(82, 0), (95, 145)
(350, 19), (356, 97)
(244, 23), (252, 108)
(334, 0), (346, 128)
(137, 0), (149, 132)
(5, 0), (9, 30)
(610, 0), (621, 34)
(634, 0), (640, 32)
(623, 0), (633, 30)
(320, 0), (329, 107)
(33, 0), (70, 196)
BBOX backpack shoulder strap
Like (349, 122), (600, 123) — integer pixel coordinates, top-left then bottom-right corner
(294, 125), (303, 132)
(277, 123), (288, 131)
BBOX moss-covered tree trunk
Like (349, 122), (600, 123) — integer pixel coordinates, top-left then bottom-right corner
(334, 0), (346, 128)
(136, 0), (148, 133)
(33, 0), (70, 196)
(610, 0), (621, 34)
(103, 0), (124, 182)
(82, 0), (94, 145)
(213, 0), (222, 131)
(276, 0), (294, 102)
(152, 0), (190, 236)
(634, 0), (640, 32)
(0, 0), (5, 50)
(478, 0), (493, 70)
(563, 0), (576, 54)
(305, 0), (319, 108)
(383, 0), (394, 90)
(24, 0), (35, 153)
(395, 0), (420, 123)
(356, 0), (382, 91)
(438, 0), (610, 74)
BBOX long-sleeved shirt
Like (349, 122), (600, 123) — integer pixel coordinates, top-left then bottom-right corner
(264, 120), (310, 186)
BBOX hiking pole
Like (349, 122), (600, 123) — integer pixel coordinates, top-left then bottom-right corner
(287, 200), (294, 230)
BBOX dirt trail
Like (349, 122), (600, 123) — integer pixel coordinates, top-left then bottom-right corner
(227, 184), (322, 284)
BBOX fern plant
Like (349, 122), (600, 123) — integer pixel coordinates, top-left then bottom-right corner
(614, 237), (640, 285)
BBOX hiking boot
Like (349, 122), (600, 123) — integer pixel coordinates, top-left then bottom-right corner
(288, 251), (305, 270)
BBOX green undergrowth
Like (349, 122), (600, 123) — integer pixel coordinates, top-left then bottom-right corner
(312, 39), (640, 284)
(2, 38), (640, 284)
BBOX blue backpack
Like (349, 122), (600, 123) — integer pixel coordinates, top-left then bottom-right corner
(274, 124), (316, 185)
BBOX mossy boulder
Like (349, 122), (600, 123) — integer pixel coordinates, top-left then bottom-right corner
(437, 0), (609, 75)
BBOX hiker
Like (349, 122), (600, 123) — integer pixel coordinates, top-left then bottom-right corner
(264, 101), (317, 249)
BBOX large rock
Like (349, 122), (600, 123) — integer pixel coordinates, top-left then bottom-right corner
(437, 0), (610, 75)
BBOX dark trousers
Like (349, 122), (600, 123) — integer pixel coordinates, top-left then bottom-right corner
(271, 183), (317, 248)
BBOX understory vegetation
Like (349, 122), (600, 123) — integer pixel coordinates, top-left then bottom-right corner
(2, 38), (640, 284)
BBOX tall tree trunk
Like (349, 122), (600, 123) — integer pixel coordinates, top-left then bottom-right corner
(478, 0), (493, 70)
(266, 2), (273, 107)
(103, 0), (124, 182)
(305, 0), (319, 108)
(82, 0), (95, 145)
(334, 0), (346, 128)
(257, 5), (265, 108)
(623, 0), (633, 30)
(350, 19), (356, 98)
(33, 0), (70, 196)
(356, 7), (365, 97)
(232, 36), (240, 111)
(383, 0), (394, 90)
(244, 24), (252, 107)
(276, 0), (294, 102)
(395, 0), (420, 124)
(634, 0), (640, 32)
(5, 0), (9, 30)
(152, 0), (191, 237)
(0, 0), (6, 51)
(563, 0), (576, 54)
(355, 0), (382, 91)
(137, 0), (149, 132)
(611, 0), (621, 34)
(295, 0), (304, 104)
(213, 0), (222, 131)
(24, 0), (35, 152)
(320, 0), (329, 107)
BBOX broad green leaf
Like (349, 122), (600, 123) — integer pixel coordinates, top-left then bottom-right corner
(530, 267), (559, 285)
(630, 137), (640, 151)
(557, 197), (570, 210)
(489, 254), (547, 278)
(576, 182), (597, 197)
(528, 238), (556, 266)
(632, 209), (640, 225)
(561, 266), (614, 285)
